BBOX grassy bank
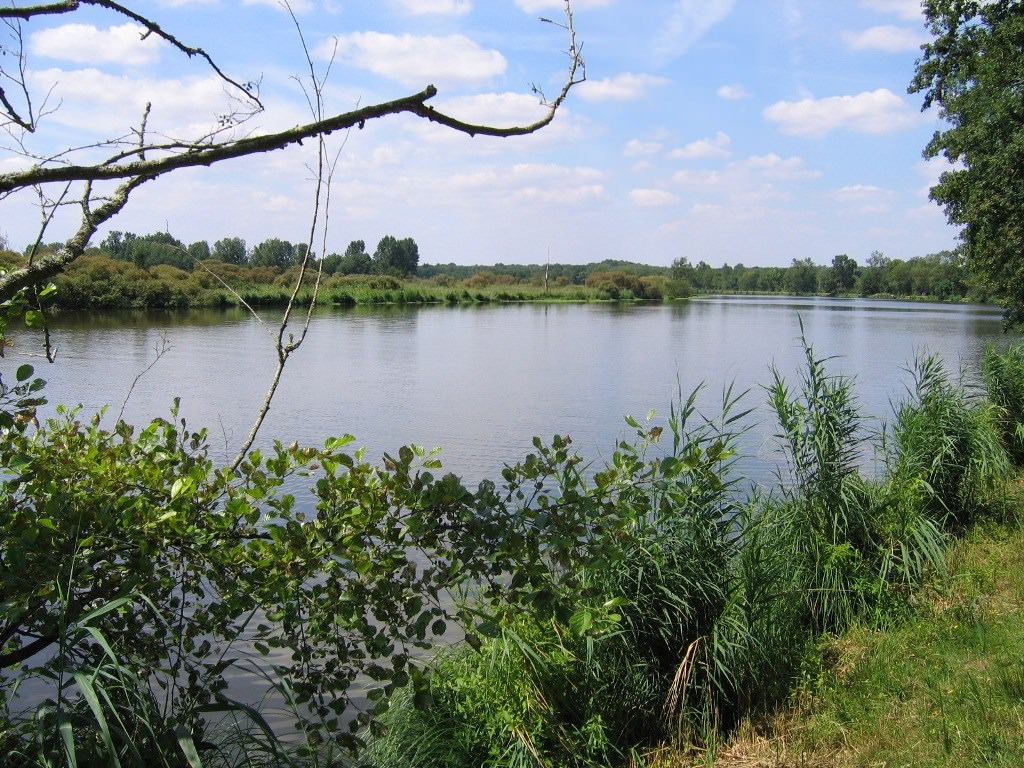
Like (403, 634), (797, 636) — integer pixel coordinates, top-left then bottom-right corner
(690, 516), (1024, 767)
(43, 257), (685, 309)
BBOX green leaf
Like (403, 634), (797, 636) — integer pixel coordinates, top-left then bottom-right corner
(73, 671), (121, 768)
(176, 726), (204, 768)
(15, 363), (33, 382)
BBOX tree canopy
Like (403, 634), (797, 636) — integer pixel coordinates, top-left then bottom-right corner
(910, 0), (1024, 323)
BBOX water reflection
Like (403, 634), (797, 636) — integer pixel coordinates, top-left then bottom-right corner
(20, 297), (1014, 489)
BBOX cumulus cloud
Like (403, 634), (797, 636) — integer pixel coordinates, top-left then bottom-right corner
(763, 88), (919, 137)
(842, 25), (926, 52)
(630, 188), (679, 207)
(443, 162), (605, 207)
(834, 184), (894, 200)
(27, 67), (237, 136)
(669, 131), (731, 160)
(717, 83), (750, 100)
(394, 0), (472, 15)
(319, 32), (506, 87)
(740, 153), (821, 180)
(833, 184), (895, 213)
(859, 0), (923, 21)
(576, 73), (670, 102)
(30, 23), (164, 67)
(623, 139), (663, 157)
(670, 153), (819, 210)
(654, 0), (736, 61)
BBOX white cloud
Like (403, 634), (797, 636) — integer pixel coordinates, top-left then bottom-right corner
(670, 153), (819, 211)
(514, 0), (613, 12)
(441, 162), (605, 207)
(577, 73), (670, 102)
(717, 83), (750, 100)
(739, 153), (821, 180)
(320, 32), (506, 87)
(624, 139), (663, 157)
(841, 25), (926, 52)
(30, 23), (164, 67)
(833, 184), (895, 213)
(669, 131), (731, 160)
(655, 0), (736, 61)
(27, 67), (237, 136)
(630, 188), (679, 207)
(834, 184), (894, 201)
(860, 0), (923, 21)
(514, 185), (606, 205)
(394, 0), (472, 15)
(763, 88), (919, 137)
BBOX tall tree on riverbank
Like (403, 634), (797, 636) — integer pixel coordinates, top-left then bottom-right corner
(911, 0), (1024, 323)
(373, 235), (419, 277)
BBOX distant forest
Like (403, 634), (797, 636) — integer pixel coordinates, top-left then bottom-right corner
(0, 228), (980, 309)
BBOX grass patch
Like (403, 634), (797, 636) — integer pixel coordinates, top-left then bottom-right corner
(686, 513), (1024, 768)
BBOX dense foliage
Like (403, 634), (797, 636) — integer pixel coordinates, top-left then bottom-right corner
(911, 0), (1024, 323)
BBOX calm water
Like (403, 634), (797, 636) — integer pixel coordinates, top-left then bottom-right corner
(27, 295), (1012, 487)
(7, 295), (1014, 737)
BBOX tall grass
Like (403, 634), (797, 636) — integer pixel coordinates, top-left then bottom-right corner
(887, 353), (1008, 531)
(983, 341), (1024, 464)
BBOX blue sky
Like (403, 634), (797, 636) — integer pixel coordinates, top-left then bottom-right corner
(2, 0), (955, 268)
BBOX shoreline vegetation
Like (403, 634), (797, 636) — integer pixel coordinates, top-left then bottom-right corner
(0, 245), (989, 312)
(3, 325), (1024, 766)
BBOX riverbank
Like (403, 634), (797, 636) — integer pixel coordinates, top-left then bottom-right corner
(664, 514), (1024, 767)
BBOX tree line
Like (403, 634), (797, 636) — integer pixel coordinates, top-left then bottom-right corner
(669, 249), (973, 301)
(92, 231), (421, 277)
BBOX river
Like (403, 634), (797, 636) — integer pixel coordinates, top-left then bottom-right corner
(6, 295), (1014, 745)
(31, 295), (1012, 488)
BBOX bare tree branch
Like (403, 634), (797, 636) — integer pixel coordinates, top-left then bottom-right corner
(0, 0), (582, 305)
(0, 174), (153, 300)
(0, 0), (261, 108)
(0, 1), (77, 20)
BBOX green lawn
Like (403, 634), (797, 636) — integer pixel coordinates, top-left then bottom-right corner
(678, 520), (1024, 768)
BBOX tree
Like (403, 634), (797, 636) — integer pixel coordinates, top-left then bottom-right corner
(786, 257), (819, 294)
(822, 253), (858, 296)
(910, 0), (1024, 323)
(187, 240), (211, 262)
(373, 235), (420, 277)
(99, 230), (137, 262)
(129, 231), (190, 270)
(211, 237), (248, 265)
(250, 237), (297, 269)
(336, 239), (373, 275)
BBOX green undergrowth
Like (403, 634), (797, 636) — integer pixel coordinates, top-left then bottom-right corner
(698, 512), (1024, 768)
